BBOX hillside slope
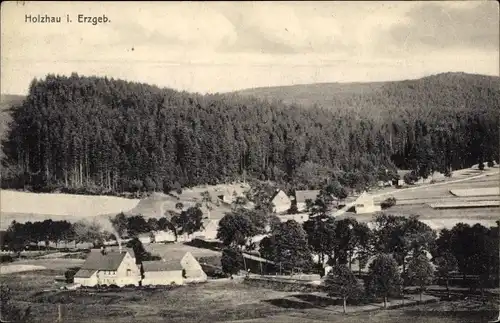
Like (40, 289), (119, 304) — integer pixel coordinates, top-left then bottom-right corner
(1, 72), (498, 194)
(233, 72), (500, 116)
(0, 95), (24, 158)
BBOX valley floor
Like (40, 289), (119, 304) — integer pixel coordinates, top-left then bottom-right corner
(2, 269), (497, 323)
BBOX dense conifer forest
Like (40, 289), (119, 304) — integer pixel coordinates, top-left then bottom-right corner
(1, 72), (498, 194)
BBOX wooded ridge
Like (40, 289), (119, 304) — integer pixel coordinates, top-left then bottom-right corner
(1, 72), (498, 194)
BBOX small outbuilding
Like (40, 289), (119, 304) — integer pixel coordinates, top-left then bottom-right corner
(353, 192), (381, 214)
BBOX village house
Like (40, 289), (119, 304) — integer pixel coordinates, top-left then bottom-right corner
(278, 213), (310, 223)
(295, 190), (320, 212)
(138, 233), (153, 245)
(214, 188), (238, 204)
(180, 251), (208, 283)
(153, 230), (177, 243)
(73, 247), (141, 287)
(194, 219), (219, 241)
(270, 190), (292, 214)
(392, 179), (404, 187)
(352, 192), (381, 214)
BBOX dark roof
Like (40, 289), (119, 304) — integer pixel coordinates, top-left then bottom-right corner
(79, 249), (128, 271)
(295, 190), (320, 204)
(105, 247), (136, 259)
(142, 260), (183, 272)
(74, 269), (97, 278)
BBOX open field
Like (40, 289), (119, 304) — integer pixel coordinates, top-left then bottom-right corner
(1, 183), (248, 229)
(0, 190), (140, 229)
(2, 270), (497, 323)
(0, 258), (84, 275)
(373, 168), (498, 203)
(450, 187), (500, 197)
(340, 168), (499, 230)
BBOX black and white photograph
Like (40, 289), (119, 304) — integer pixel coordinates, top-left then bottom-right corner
(1, 1), (499, 322)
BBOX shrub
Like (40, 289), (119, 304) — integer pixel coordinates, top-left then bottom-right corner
(64, 267), (79, 283)
(381, 197), (397, 209)
(287, 204), (299, 214)
(487, 161), (494, 168)
(478, 162), (485, 170)
(403, 171), (418, 185)
(174, 181), (182, 195)
(444, 169), (452, 177)
(0, 255), (14, 263)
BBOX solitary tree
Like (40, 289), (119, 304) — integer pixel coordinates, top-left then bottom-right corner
(324, 264), (363, 314)
(110, 212), (128, 237)
(407, 254), (434, 302)
(434, 252), (458, 299)
(126, 237), (150, 264)
(367, 254), (401, 308)
(303, 215), (336, 265)
(217, 212), (256, 248)
(174, 206), (204, 239)
(221, 247), (244, 278)
(272, 220), (313, 274)
(200, 191), (213, 219)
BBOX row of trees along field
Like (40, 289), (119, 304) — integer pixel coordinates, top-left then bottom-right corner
(1, 73), (498, 193)
(1, 205), (205, 254)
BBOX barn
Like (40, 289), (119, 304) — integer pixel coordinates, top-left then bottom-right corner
(295, 190), (320, 212)
(142, 260), (184, 286)
(141, 252), (207, 286)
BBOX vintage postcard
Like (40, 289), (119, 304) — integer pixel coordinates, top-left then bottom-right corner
(1, 1), (499, 322)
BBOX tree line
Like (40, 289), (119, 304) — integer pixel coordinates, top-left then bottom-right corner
(110, 204), (204, 242)
(1, 219), (106, 253)
(0, 206), (208, 254)
(2, 73), (498, 194)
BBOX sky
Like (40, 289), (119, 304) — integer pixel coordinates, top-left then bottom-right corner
(1, 1), (499, 95)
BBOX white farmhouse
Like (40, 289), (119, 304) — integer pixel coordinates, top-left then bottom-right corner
(353, 192), (381, 214)
(73, 247), (141, 287)
(271, 190), (292, 214)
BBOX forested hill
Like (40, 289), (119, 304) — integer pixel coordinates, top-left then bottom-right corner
(0, 72), (498, 194)
(233, 72), (500, 116)
(0, 95), (25, 159)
